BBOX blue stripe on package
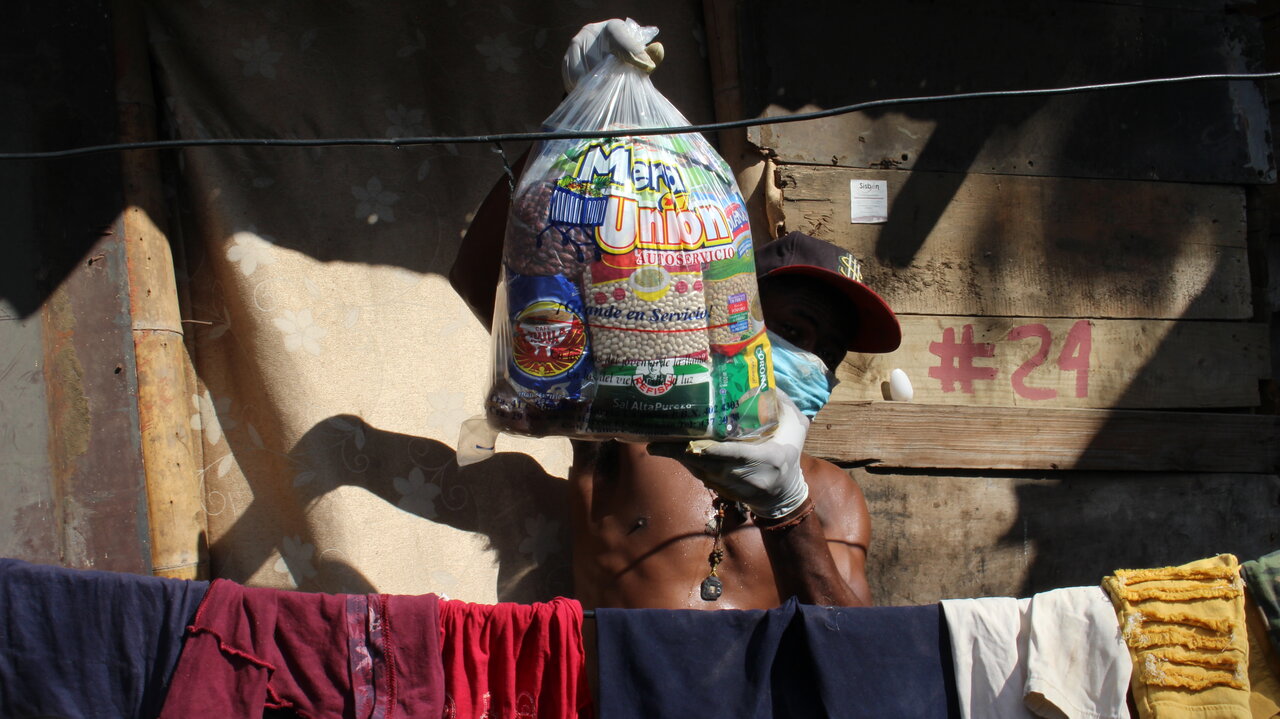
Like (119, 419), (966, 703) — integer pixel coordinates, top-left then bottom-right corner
(504, 271), (593, 408)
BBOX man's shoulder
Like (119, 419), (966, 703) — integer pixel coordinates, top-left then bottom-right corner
(799, 453), (870, 540)
(800, 452), (855, 487)
(799, 453), (868, 513)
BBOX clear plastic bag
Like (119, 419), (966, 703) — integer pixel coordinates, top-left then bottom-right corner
(486, 20), (778, 442)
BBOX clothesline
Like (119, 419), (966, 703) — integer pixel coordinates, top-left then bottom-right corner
(1, 71), (1277, 160)
(2, 555), (1279, 718)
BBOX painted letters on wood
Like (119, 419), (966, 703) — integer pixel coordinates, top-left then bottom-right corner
(836, 316), (1268, 409)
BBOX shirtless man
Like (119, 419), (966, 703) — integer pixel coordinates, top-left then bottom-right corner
(565, 234), (901, 610)
(454, 186), (900, 610)
(449, 21), (901, 611)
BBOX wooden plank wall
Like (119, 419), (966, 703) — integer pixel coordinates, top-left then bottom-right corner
(739, 0), (1280, 603)
(741, 0), (1273, 184)
(1244, 0), (1280, 414)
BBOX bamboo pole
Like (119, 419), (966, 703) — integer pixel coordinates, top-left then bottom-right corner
(113, 0), (208, 579)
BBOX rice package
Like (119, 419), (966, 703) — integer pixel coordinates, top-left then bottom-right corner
(487, 20), (777, 441)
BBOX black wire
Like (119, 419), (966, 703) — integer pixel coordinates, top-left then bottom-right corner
(3, 71), (1277, 160)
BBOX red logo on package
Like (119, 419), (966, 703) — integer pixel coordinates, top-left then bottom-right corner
(512, 300), (587, 379)
(633, 364), (678, 396)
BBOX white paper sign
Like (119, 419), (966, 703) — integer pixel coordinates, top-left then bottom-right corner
(850, 179), (888, 223)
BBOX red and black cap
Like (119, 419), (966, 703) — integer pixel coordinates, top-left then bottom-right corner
(755, 231), (902, 353)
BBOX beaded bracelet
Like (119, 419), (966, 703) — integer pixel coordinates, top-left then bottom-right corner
(755, 498), (816, 532)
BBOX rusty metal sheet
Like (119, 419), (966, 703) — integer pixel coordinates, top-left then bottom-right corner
(41, 229), (152, 573)
(1, 0), (152, 572)
(741, 0), (1273, 183)
(0, 29), (59, 563)
(0, 238), (59, 563)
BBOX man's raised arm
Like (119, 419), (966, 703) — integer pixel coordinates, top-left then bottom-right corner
(758, 457), (872, 606)
(650, 391), (871, 606)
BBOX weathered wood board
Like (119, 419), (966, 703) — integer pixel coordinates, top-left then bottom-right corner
(741, 0), (1272, 183)
(857, 469), (1280, 605)
(806, 401), (1280, 473)
(778, 165), (1252, 320)
(835, 316), (1269, 409)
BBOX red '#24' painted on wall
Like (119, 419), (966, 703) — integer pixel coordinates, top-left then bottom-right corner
(928, 320), (1092, 399)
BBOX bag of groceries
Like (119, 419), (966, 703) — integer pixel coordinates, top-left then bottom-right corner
(486, 19), (778, 442)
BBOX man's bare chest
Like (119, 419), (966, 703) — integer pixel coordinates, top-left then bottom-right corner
(570, 449), (782, 608)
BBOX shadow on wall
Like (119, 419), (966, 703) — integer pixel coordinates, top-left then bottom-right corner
(860, 466), (1280, 605)
(208, 414), (573, 603)
(1007, 473), (1280, 594)
(3, 1), (718, 317)
(1004, 221), (1279, 596)
(1, 0), (125, 320)
(735, 0), (1277, 599)
(137, 2), (720, 601)
(140, 0), (716, 283)
(738, 0), (1263, 267)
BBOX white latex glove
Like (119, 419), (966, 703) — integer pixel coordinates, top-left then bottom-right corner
(649, 391), (810, 520)
(561, 18), (665, 93)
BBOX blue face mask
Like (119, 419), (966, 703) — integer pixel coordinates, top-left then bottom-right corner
(767, 331), (839, 419)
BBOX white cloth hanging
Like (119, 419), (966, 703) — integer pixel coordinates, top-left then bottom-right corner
(942, 586), (1131, 719)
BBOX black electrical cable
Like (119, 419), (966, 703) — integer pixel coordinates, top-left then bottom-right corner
(2, 71), (1277, 161)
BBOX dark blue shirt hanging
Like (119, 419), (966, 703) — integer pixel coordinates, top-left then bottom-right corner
(0, 558), (208, 719)
(594, 597), (961, 719)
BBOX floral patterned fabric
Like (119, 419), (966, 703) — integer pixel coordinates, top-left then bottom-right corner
(142, 0), (714, 601)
